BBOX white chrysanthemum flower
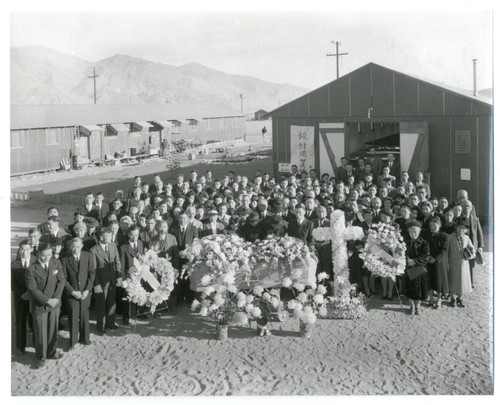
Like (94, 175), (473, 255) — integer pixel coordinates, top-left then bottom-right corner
(201, 275), (211, 286)
(282, 277), (293, 288)
(317, 285), (327, 295)
(227, 284), (238, 294)
(233, 312), (248, 326)
(288, 300), (298, 310)
(270, 289), (280, 297)
(270, 297), (280, 308)
(318, 307), (328, 317)
(305, 288), (314, 296)
(251, 307), (262, 318)
(245, 304), (255, 313)
(199, 307), (208, 317)
(262, 292), (271, 302)
(253, 286), (264, 296)
(313, 294), (325, 304)
(297, 292), (308, 303)
(245, 295), (254, 304)
(213, 294), (224, 306)
(222, 273), (235, 285)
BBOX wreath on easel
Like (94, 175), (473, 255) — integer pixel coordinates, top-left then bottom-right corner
(122, 251), (178, 313)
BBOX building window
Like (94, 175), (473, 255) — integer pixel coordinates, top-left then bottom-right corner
(11, 130), (23, 148)
(221, 118), (227, 129)
(188, 119), (198, 132)
(46, 128), (61, 145)
(169, 120), (182, 134)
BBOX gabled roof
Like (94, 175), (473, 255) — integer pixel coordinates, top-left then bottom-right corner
(269, 62), (492, 115)
(10, 103), (245, 130)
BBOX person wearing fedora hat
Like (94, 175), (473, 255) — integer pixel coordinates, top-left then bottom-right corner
(403, 220), (430, 315)
(267, 214), (288, 237)
(238, 211), (266, 243)
(201, 209), (225, 237)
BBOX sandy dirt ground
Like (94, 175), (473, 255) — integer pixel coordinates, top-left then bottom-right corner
(9, 121), (494, 395)
(10, 253), (493, 396)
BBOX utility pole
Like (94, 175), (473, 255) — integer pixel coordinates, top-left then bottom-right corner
(326, 41), (348, 79)
(88, 66), (100, 104)
(240, 93), (243, 113)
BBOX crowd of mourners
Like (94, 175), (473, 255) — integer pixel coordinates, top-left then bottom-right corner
(12, 148), (485, 369)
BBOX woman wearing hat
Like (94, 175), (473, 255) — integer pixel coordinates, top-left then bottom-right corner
(448, 221), (475, 307)
(201, 209), (225, 237)
(422, 217), (450, 309)
(403, 220), (430, 315)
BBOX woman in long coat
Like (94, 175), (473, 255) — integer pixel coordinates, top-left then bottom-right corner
(422, 217), (449, 309)
(403, 220), (430, 315)
(448, 222), (475, 307)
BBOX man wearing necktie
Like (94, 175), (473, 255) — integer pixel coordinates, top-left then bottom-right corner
(25, 243), (65, 369)
(118, 226), (145, 325)
(61, 238), (95, 349)
(170, 211), (198, 305)
(90, 228), (122, 333)
(11, 240), (36, 356)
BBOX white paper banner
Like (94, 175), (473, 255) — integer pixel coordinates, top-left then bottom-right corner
(290, 125), (315, 172)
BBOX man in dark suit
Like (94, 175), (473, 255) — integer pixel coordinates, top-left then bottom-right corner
(11, 240), (36, 356)
(28, 227), (42, 256)
(125, 187), (143, 213)
(367, 147), (383, 177)
(90, 227), (122, 334)
(25, 243), (66, 369)
(354, 157), (366, 183)
(304, 197), (318, 221)
(40, 216), (68, 243)
(118, 225), (145, 325)
(170, 211), (199, 305)
(336, 157), (349, 182)
(340, 164), (355, 185)
(312, 206), (334, 286)
(61, 237), (96, 349)
(287, 205), (314, 246)
(81, 192), (100, 220)
(312, 205), (331, 229)
(139, 216), (158, 248)
(460, 200), (484, 288)
(93, 192), (109, 225)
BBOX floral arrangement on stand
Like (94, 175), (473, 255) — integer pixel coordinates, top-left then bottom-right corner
(359, 222), (406, 281)
(323, 276), (367, 319)
(190, 270), (249, 341)
(122, 250), (178, 314)
(236, 286), (287, 336)
(282, 272), (330, 338)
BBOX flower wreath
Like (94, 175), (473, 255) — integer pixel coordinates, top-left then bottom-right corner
(359, 223), (406, 281)
(122, 250), (178, 313)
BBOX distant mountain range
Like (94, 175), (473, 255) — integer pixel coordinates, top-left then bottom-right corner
(10, 46), (310, 113)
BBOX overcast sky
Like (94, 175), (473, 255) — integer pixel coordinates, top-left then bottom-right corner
(10, 8), (494, 92)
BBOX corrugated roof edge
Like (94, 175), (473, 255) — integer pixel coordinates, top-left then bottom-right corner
(10, 103), (245, 130)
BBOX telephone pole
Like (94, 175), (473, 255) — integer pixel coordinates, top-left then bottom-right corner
(88, 66), (100, 104)
(326, 41), (348, 79)
(240, 93), (243, 113)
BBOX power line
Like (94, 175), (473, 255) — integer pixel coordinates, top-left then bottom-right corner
(326, 41), (348, 79)
(88, 66), (100, 104)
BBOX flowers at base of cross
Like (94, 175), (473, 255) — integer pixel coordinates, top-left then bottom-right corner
(122, 250), (178, 314)
(359, 223), (406, 281)
(322, 276), (367, 319)
(283, 272), (330, 325)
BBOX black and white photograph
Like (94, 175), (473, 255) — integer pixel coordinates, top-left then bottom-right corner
(4, 0), (496, 399)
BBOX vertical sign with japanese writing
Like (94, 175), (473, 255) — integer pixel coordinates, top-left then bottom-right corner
(290, 125), (315, 172)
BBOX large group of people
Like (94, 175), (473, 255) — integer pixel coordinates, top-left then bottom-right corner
(12, 153), (485, 369)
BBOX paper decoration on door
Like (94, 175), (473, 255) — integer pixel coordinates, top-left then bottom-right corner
(290, 125), (315, 172)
